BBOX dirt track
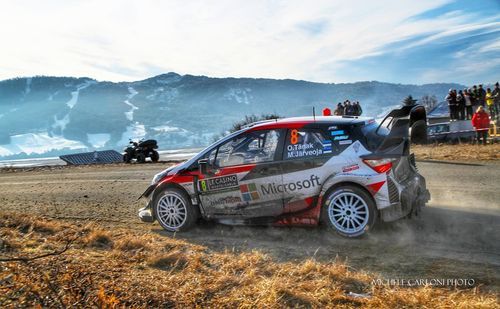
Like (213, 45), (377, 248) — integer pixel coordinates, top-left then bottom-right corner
(1, 160), (499, 291)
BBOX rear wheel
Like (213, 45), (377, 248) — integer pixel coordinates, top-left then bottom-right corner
(151, 150), (159, 163)
(123, 153), (131, 163)
(321, 185), (376, 237)
(153, 188), (198, 232)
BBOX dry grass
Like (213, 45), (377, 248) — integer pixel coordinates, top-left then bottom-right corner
(413, 144), (500, 162)
(84, 230), (114, 249)
(0, 212), (498, 308)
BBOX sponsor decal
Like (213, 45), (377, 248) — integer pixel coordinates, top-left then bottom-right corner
(330, 130), (345, 136)
(322, 140), (332, 154)
(290, 129), (299, 145)
(261, 175), (321, 195)
(333, 135), (349, 141)
(328, 126), (338, 130)
(339, 139), (353, 145)
(342, 164), (359, 173)
(240, 183), (260, 201)
(286, 143), (324, 158)
(208, 196), (242, 207)
(199, 174), (239, 192)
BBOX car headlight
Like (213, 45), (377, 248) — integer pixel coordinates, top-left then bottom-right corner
(151, 166), (176, 185)
(152, 170), (168, 185)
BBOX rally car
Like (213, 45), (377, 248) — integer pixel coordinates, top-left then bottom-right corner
(138, 105), (430, 237)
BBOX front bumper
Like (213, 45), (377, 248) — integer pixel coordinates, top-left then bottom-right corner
(380, 172), (430, 222)
(138, 203), (155, 223)
(138, 185), (156, 223)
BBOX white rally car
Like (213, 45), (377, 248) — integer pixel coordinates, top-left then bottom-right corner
(139, 105), (430, 237)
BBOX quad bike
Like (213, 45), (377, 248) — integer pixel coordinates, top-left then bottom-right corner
(123, 139), (159, 163)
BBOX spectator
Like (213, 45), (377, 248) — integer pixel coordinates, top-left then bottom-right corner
(471, 106), (490, 145)
(334, 103), (344, 116)
(478, 84), (486, 107)
(353, 101), (363, 116)
(471, 85), (479, 107)
(456, 90), (465, 120)
(445, 89), (457, 120)
(486, 88), (496, 120)
(492, 82), (500, 120)
(344, 100), (352, 115)
(463, 89), (473, 120)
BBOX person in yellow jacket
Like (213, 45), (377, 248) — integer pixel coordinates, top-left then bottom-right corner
(486, 88), (496, 120)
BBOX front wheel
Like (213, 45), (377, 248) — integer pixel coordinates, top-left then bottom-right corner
(321, 185), (376, 237)
(153, 188), (199, 232)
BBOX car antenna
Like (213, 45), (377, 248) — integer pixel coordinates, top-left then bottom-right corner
(312, 107), (316, 121)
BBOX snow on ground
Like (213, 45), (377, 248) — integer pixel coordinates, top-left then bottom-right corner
(52, 81), (95, 134)
(151, 125), (187, 133)
(67, 81), (94, 108)
(52, 114), (70, 132)
(124, 87), (139, 121)
(87, 133), (111, 148)
(0, 132), (86, 157)
(224, 88), (251, 105)
(118, 122), (146, 146)
(119, 87), (147, 146)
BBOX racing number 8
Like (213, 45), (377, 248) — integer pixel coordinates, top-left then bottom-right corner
(290, 129), (299, 145)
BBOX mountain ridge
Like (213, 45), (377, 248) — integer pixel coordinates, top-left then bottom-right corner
(0, 73), (464, 160)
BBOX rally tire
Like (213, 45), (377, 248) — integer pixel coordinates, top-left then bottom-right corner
(321, 185), (376, 238)
(151, 150), (160, 163)
(153, 188), (198, 232)
(123, 154), (131, 163)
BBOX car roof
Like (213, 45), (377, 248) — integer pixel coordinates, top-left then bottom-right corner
(248, 116), (372, 131)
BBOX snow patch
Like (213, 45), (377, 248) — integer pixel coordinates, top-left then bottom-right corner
(0, 132), (86, 157)
(124, 87), (139, 121)
(146, 87), (178, 102)
(224, 88), (251, 105)
(51, 81), (95, 135)
(87, 133), (111, 148)
(67, 81), (94, 108)
(118, 122), (146, 146)
(52, 114), (70, 132)
(151, 125), (186, 133)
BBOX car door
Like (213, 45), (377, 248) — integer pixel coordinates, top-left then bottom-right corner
(198, 129), (285, 218)
(280, 127), (335, 214)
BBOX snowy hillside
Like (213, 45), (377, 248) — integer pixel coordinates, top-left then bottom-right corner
(0, 73), (463, 159)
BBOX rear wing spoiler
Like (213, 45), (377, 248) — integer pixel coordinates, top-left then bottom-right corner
(364, 105), (427, 158)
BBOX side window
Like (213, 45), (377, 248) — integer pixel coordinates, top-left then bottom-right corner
(215, 130), (281, 167)
(284, 129), (333, 160)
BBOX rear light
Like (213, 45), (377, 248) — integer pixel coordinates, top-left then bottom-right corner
(362, 158), (394, 173)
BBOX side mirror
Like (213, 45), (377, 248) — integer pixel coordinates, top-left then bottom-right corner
(198, 158), (208, 175)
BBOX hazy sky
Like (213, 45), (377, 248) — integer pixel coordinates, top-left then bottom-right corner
(0, 0), (499, 84)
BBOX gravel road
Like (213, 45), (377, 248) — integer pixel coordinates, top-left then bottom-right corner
(1, 160), (499, 291)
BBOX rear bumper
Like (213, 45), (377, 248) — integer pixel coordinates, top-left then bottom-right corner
(380, 172), (430, 222)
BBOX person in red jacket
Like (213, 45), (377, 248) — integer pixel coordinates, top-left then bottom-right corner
(471, 106), (490, 145)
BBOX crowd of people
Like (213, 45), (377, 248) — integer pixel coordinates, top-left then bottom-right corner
(445, 81), (500, 145)
(445, 82), (499, 121)
(332, 100), (363, 116)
